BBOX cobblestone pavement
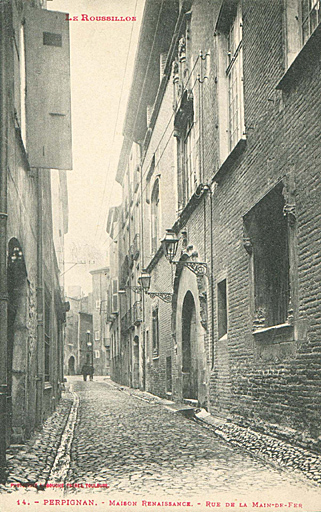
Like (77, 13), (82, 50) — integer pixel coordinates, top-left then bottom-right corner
(3, 394), (73, 489)
(1, 377), (321, 512)
(66, 379), (321, 507)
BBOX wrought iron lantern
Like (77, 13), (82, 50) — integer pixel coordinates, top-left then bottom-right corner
(161, 229), (179, 263)
(138, 270), (151, 291)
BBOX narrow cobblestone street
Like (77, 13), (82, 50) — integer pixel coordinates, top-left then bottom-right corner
(2, 377), (321, 512)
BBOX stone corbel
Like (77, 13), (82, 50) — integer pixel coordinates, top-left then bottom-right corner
(172, 60), (179, 84)
(283, 203), (296, 226)
(243, 237), (253, 255)
(287, 296), (294, 324)
(199, 291), (208, 331)
(253, 307), (266, 330)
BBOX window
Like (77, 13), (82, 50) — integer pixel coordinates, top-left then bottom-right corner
(244, 184), (290, 329)
(111, 278), (119, 313)
(44, 295), (51, 382)
(20, 24), (26, 145)
(166, 356), (172, 393)
(174, 92), (199, 210)
(152, 308), (159, 358)
(95, 330), (100, 341)
(96, 300), (100, 309)
(217, 279), (228, 338)
(215, 0), (245, 163)
(183, 117), (196, 201)
(151, 179), (160, 254)
(227, 2), (244, 152)
(43, 32), (62, 47)
(285, 0), (321, 68)
(116, 328), (120, 357)
(94, 350), (100, 359)
(302, 0), (320, 43)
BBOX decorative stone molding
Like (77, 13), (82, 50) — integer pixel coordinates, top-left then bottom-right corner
(253, 307), (266, 330)
(287, 296), (294, 324)
(172, 60), (179, 84)
(243, 236), (253, 255)
(283, 203), (296, 226)
(178, 35), (186, 63)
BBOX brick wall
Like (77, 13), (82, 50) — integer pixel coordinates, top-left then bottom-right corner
(209, 0), (321, 442)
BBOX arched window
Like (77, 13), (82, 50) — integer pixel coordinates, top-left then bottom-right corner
(151, 178), (160, 254)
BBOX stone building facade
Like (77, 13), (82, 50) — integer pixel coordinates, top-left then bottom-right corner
(107, 0), (321, 450)
(0, 0), (72, 477)
(64, 293), (93, 376)
(90, 267), (111, 376)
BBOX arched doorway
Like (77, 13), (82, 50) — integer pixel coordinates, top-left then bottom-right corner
(182, 291), (197, 400)
(7, 239), (28, 443)
(68, 356), (75, 375)
(133, 335), (139, 389)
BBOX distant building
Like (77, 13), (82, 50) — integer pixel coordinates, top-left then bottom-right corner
(107, 0), (321, 451)
(90, 268), (111, 376)
(64, 292), (94, 376)
(64, 297), (80, 376)
(0, 0), (72, 475)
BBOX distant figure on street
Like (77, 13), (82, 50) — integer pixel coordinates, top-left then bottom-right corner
(88, 365), (94, 381)
(81, 364), (89, 381)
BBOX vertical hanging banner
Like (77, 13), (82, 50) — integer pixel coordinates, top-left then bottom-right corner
(24, 6), (72, 170)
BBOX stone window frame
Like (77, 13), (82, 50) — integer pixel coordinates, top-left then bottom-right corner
(243, 178), (298, 339)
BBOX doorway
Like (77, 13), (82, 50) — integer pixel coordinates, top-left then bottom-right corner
(181, 291), (197, 400)
(133, 336), (139, 388)
(7, 239), (28, 443)
(68, 356), (75, 375)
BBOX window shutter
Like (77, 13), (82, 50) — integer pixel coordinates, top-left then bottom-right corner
(160, 52), (167, 76)
(24, 6), (72, 170)
(112, 278), (119, 313)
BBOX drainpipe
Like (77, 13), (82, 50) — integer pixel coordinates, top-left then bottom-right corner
(36, 170), (44, 427)
(0, 0), (9, 482)
(138, 142), (147, 391)
(208, 184), (214, 412)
